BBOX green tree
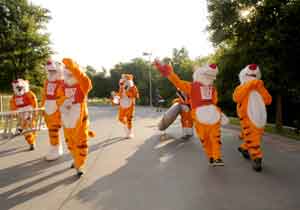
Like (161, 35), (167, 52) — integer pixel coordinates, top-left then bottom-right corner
(0, 0), (51, 95)
(207, 0), (300, 128)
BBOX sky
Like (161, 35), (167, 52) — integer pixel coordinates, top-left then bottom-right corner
(31, 0), (214, 70)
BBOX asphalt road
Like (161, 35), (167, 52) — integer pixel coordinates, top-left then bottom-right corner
(1, 106), (300, 210)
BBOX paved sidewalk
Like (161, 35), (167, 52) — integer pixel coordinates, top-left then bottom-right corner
(1, 106), (300, 210)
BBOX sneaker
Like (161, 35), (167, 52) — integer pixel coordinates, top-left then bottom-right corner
(45, 144), (63, 161)
(77, 167), (85, 177)
(209, 158), (214, 165)
(70, 163), (75, 169)
(127, 129), (134, 139)
(238, 147), (250, 160)
(29, 144), (36, 151)
(252, 158), (262, 172)
(212, 159), (225, 167)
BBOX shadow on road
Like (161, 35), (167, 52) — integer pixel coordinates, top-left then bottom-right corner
(0, 136), (127, 210)
(72, 133), (300, 210)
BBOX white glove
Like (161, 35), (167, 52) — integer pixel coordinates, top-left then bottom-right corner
(220, 112), (229, 125)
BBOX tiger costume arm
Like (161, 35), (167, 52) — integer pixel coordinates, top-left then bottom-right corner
(62, 58), (92, 94)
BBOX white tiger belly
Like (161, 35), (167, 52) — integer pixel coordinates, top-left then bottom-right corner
(120, 96), (132, 108)
(195, 105), (221, 125)
(247, 91), (267, 128)
(60, 103), (81, 128)
(45, 100), (57, 115)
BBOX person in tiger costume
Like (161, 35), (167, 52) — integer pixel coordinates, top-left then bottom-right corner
(112, 74), (139, 139)
(59, 58), (95, 177)
(42, 59), (64, 161)
(172, 89), (193, 139)
(10, 79), (38, 150)
(233, 64), (272, 172)
(154, 60), (228, 166)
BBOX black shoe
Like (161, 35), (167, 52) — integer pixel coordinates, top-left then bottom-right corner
(252, 158), (262, 172)
(209, 158), (214, 165)
(238, 147), (250, 160)
(213, 159), (225, 167)
(70, 163), (75, 169)
(29, 144), (35, 151)
(77, 168), (85, 177)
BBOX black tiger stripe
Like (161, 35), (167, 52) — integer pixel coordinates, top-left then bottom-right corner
(82, 116), (88, 122)
(50, 135), (58, 138)
(77, 145), (88, 149)
(249, 145), (260, 150)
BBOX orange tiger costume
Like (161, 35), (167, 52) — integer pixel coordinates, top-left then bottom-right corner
(233, 64), (272, 172)
(172, 90), (193, 138)
(42, 59), (64, 160)
(114, 74), (139, 138)
(154, 61), (225, 166)
(59, 58), (95, 177)
(10, 79), (38, 150)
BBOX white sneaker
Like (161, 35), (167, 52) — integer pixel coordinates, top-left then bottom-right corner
(45, 144), (63, 161)
(127, 129), (134, 139)
(123, 125), (129, 137)
(182, 127), (193, 137)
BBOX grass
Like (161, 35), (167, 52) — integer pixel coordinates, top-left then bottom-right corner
(229, 117), (300, 140)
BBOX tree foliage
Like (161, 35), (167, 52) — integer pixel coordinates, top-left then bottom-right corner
(207, 0), (300, 127)
(89, 48), (196, 106)
(0, 0), (51, 95)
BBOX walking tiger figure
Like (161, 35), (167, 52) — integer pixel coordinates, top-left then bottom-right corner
(112, 74), (139, 139)
(233, 64), (272, 172)
(42, 59), (64, 161)
(10, 79), (38, 150)
(59, 58), (95, 177)
(154, 60), (228, 166)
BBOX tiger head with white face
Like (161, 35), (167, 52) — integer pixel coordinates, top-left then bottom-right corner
(119, 74), (134, 90)
(193, 64), (218, 85)
(239, 64), (261, 84)
(12, 79), (29, 96)
(45, 59), (63, 82)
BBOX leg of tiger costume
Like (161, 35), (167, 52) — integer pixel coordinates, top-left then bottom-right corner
(61, 58), (95, 177)
(118, 106), (134, 135)
(44, 111), (61, 146)
(180, 109), (193, 138)
(64, 124), (89, 170)
(194, 120), (222, 162)
(239, 117), (264, 160)
(24, 133), (36, 145)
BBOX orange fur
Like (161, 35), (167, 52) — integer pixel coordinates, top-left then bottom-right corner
(116, 75), (139, 129)
(233, 79), (272, 159)
(41, 80), (64, 146)
(167, 71), (222, 160)
(10, 91), (38, 145)
(61, 58), (94, 169)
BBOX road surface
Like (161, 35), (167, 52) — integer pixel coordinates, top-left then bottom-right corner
(1, 106), (300, 210)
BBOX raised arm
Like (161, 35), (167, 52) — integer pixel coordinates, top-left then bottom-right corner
(153, 60), (191, 94)
(62, 58), (92, 94)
